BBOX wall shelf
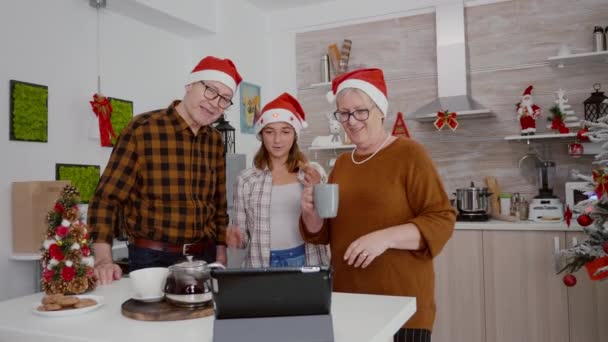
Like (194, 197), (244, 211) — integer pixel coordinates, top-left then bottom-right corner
(299, 81), (332, 90)
(548, 50), (608, 68)
(504, 132), (576, 141)
(411, 110), (494, 122)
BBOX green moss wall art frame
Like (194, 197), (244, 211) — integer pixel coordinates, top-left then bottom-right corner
(108, 97), (133, 146)
(10, 80), (48, 142)
(55, 164), (101, 203)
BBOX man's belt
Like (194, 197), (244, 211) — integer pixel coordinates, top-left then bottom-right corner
(132, 238), (212, 255)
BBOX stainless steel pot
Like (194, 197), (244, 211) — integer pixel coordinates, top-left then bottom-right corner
(454, 182), (492, 213)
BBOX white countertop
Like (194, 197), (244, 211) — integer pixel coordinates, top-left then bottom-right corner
(455, 219), (583, 232)
(0, 278), (416, 342)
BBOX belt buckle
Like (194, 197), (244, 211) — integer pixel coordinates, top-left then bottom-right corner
(182, 243), (192, 256)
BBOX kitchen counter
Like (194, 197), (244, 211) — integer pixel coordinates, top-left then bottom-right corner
(0, 278), (416, 342)
(455, 219), (583, 232)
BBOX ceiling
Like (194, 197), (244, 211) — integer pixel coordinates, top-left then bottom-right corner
(245, 0), (335, 11)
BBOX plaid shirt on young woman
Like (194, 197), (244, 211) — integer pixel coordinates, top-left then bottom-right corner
(233, 164), (330, 267)
(88, 100), (228, 246)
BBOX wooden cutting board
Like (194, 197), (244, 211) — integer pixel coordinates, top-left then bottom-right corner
(121, 299), (214, 321)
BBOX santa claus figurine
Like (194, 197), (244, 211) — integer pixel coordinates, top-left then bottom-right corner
(516, 85), (542, 135)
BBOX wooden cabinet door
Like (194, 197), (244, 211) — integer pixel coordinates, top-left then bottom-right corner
(433, 230), (485, 342)
(565, 232), (608, 342)
(483, 231), (569, 342)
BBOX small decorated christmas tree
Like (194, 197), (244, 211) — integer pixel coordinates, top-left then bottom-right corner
(41, 185), (96, 295)
(558, 116), (608, 286)
(547, 89), (579, 133)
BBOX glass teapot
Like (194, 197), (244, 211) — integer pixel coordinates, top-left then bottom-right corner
(164, 256), (224, 307)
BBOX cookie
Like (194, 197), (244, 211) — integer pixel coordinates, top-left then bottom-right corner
(56, 296), (79, 307)
(74, 298), (97, 308)
(39, 303), (62, 311)
(41, 294), (64, 305)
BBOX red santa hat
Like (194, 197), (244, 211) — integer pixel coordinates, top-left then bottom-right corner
(187, 56), (242, 94)
(254, 93), (308, 138)
(522, 85), (533, 96)
(326, 68), (388, 115)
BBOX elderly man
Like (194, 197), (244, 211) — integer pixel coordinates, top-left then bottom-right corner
(88, 56), (242, 284)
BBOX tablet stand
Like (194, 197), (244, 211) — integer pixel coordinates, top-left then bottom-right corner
(213, 314), (334, 342)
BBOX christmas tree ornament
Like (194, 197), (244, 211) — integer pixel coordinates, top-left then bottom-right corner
(576, 213), (593, 227)
(434, 110), (458, 131)
(516, 86), (542, 135)
(576, 127), (590, 142)
(40, 185), (96, 295)
(584, 256), (608, 281)
(563, 205), (572, 227)
(547, 88), (580, 131)
(592, 169), (608, 198)
(563, 274), (577, 287)
(568, 142), (584, 158)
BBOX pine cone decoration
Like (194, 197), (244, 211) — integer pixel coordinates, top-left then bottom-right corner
(67, 251), (83, 264)
(64, 207), (79, 222)
(43, 281), (67, 295)
(87, 277), (97, 292)
(67, 278), (89, 294)
(61, 185), (80, 200)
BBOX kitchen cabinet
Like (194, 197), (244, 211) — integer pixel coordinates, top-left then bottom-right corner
(433, 230), (485, 342)
(564, 232), (608, 342)
(483, 230), (569, 342)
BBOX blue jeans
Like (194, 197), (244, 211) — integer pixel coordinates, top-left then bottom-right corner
(269, 244), (306, 267)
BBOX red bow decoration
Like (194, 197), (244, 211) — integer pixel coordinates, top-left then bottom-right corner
(577, 127), (590, 142)
(434, 110), (458, 131)
(592, 169), (608, 199)
(551, 118), (570, 133)
(89, 93), (117, 147)
(564, 205), (572, 227)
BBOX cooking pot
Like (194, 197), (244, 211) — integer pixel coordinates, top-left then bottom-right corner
(164, 256), (225, 307)
(454, 182), (492, 213)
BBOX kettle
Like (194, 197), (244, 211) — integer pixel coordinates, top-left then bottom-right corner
(164, 256), (225, 307)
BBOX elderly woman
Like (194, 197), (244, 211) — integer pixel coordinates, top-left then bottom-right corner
(227, 93), (329, 268)
(300, 68), (456, 342)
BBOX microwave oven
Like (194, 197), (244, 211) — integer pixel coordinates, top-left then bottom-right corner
(565, 181), (596, 216)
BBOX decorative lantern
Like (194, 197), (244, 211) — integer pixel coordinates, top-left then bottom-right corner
(214, 115), (235, 154)
(583, 83), (608, 122)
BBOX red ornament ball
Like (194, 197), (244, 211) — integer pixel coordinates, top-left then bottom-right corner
(577, 214), (593, 227)
(603, 241), (608, 254)
(563, 274), (577, 287)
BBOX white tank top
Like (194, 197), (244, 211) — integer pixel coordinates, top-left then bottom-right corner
(269, 183), (305, 250)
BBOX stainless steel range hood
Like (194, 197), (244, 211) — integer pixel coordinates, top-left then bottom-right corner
(410, 1), (492, 121)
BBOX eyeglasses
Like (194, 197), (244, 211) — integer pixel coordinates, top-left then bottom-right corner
(333, 108), (371, 123)
(200, 81), (234, 109)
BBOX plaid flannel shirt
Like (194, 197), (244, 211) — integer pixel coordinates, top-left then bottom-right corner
(88, 100), (228, 246)
(233, 163), (330, 267)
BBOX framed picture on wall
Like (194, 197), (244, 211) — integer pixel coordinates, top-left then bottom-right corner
(9, 80), (48, 142)
(239, 82), (261, 135)
(108, 97), (133, 146)
(55, 163), (101, 203)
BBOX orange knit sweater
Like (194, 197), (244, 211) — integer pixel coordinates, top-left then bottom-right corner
(301, 137), (456, 331)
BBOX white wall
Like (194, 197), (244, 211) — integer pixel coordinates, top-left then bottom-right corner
(0, 0), (268, 301)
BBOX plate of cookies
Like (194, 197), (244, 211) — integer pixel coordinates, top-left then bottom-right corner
(33, 294), (104, 317)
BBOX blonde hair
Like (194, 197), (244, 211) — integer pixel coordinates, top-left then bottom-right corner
(253, 134), (308, 173)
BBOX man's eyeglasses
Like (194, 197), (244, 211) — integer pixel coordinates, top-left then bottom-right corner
(200, 81), (234, 109)
(333, 108), (371, 123)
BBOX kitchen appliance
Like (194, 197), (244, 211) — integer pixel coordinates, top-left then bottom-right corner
(455, 182), (491, 221)
(564, 181), (596, 217)
(529, 161), (563, 222)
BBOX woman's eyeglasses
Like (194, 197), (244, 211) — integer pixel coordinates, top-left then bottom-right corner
(200, 81), (233, 109)
(333, 108), (371, 123)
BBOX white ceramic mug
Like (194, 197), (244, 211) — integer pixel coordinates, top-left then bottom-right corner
(314, 184), (339, 218)
(129, 267), (169, 300)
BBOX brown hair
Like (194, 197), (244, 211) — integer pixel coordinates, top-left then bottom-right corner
(253, 135), (308, 173)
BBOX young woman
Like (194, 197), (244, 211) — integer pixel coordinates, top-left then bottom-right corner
(226, 92), (329, 267)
